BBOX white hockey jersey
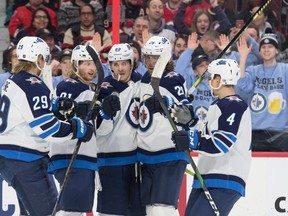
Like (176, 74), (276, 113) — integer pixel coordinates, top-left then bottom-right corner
(137, 70), (189, 164)
(193, 95), (252, 196)
(96, 72), (142, 166)
(48, 78), (97, 172)
(0, 71), (73, 162)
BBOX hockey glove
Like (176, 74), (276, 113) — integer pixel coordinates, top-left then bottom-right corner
(145, 95), (175, 114)
(69, 117), (94, 142)
(100, 94), (121, 119)
(52, 97), (77, 120)
(171, 104), (198, 127)
(75, 101), (100, 121)
(172, 129), (200, 151)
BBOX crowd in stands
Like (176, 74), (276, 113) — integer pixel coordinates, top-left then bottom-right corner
(2, 0), (288, 152)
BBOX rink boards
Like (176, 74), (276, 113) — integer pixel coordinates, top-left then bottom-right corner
(0, 152), (288, 216)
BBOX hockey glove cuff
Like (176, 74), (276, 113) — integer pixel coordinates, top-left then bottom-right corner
(69, 117), (94, 142)
(172, 129), (200, 151)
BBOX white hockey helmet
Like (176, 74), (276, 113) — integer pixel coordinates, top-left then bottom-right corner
(16, 36), (50, 63)
(108, 43), (134, 70)
(71, 45), (94, 68)
(208, 59), (240, 86)
(142, 36), (172, 56)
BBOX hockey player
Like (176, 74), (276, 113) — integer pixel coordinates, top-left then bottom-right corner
(171, 59), (252, 216)
(49, 44), (110, 216)
(0, 36), (93, 216)
(96, 43), (144, 216)
(137, 36), (191, 216)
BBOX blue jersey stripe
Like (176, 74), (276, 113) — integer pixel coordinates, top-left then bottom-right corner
(193, 178), (245, 196)
(29, 114), (54, 128)
(137, 151), (188, 164)
(214, 138), (229, 153)
(48, 159), (98, 172)
(39, 122), (60, 139)
(97, 155), (137, 166)
(0, 150), (46, 161)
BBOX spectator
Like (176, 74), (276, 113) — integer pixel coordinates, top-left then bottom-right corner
(13, 8), (59, 45)
(191, 30), (221, 62)
(0, 46), (19, 94)
(127, 40), (147, 75)
(52, 49), (73, 88)
(36, 28), (62, 61)
(175, 32), (214, 122)
(62, 4), (112, 50)
(128, 16), (150, 45)
(174, 0), (231, 36)
(163, 0), (181, 25)
(183, 0), (211, 27)
(237, 33), (288, 151)
(251, 6), (272, 38)
(8, 0), (57, 39)
(210, 0), (236, 27)
(145, 0), (176, 44)
(58, 0), (104, 35)
(172, 34), (188, 63)
(124, 0), (145, 20)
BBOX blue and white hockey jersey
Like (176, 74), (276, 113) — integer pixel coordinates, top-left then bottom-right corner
(193, 95), (252, 196)
(137, 70), (189, 164)
(0, 71), (73, 162)
(96, 72), (142, 166)
(48, 77), (97, 172)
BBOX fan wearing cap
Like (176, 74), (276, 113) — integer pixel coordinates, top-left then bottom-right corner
(52, 49), (73, 88)
(127, 40), (147, 75)
(237, 33), (288, 152)
(175, 32), (215, 123)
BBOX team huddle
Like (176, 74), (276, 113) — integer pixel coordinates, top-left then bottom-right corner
(0, 35), (251, 216)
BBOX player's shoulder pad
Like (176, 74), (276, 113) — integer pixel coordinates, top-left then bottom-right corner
(11, 72), (49, 97)
(161, 70), (185, 87)
(218, 95), (248, 114)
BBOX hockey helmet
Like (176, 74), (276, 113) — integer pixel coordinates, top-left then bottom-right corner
(208, 59), (240, 86)
(142, 36), (172, 57)
(16, 36), (50, 63)
(108, 43), (134, 70)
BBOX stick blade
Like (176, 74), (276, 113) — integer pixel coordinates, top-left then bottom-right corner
(151, 51), (171, 79)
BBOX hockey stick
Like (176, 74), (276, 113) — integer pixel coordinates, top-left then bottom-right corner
(187, 0), (272, 95)
(150, 52), (220, 216)
(51, 45), (104, 216)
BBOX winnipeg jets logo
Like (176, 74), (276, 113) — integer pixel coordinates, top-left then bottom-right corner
(65, 78), (78, 84)
(138, 103), (152, 131)
(195, 106), (208, 122)
(26, 77), (42, 84)
(126, 99), (140, 128)
(164, 72), (179, 78)
(250, 92), (266, 113)
(227, 96), (242, 102)
(101, 82), (113, 89)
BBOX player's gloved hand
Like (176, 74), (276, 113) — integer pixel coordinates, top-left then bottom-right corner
(145, 95), (174, 114)
(100, 94), (121, 119)
(171, 129), (200, 151)
(171, 103), (198, 127)
(52, 97), (77, 120)
(69, 117), (94, 142)
(75, 101), (100, 120)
